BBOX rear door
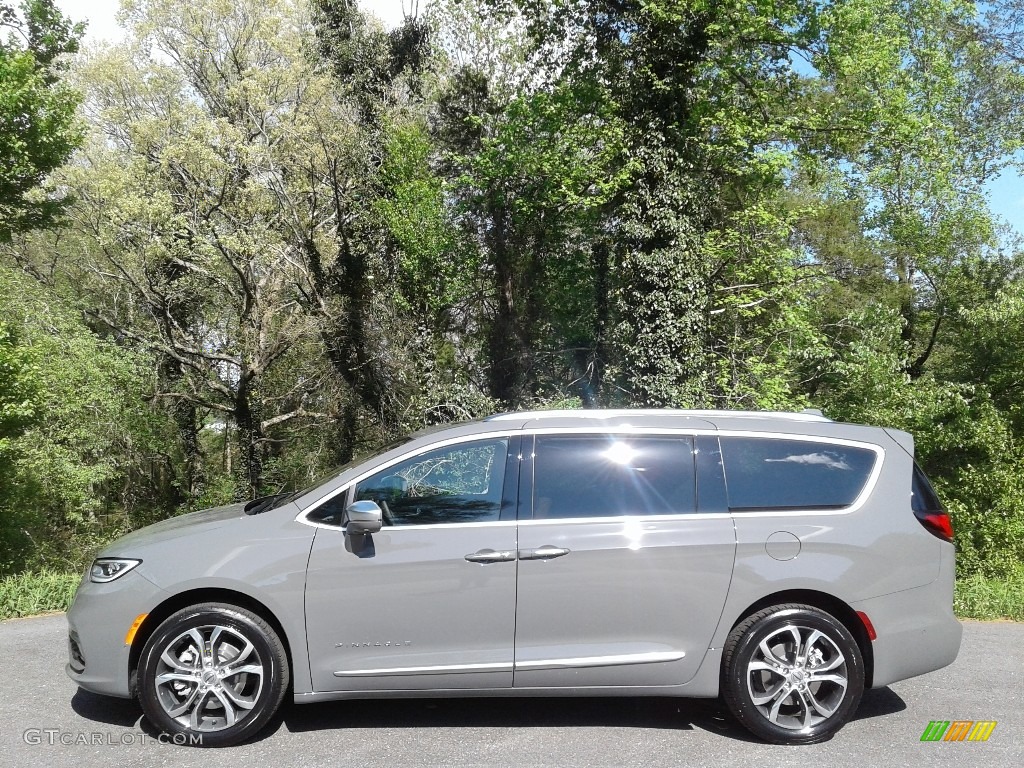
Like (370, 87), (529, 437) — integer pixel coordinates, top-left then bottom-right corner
(513, 431), (736, 688)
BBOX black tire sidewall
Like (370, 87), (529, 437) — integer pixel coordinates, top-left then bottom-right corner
(138, 604), (287, 748)
(723, 606), (865, 745)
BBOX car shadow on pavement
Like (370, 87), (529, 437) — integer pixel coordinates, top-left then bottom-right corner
(71, 688), (143, 728)
(852, 687), (907, 721)
(69, 686), (907, 746)
(280, 696), (739, 738)
(276, 687), (906, 745)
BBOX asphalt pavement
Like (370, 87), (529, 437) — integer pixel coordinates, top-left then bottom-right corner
(0, 614), (1019, 768)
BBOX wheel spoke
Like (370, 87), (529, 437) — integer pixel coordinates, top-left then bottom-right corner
(804, 686), (837, 718)
(212, 688), (238, 727)
(160, 648), (196, 673)
(155, 671), (196, 686)
(780, 626), (802, 659)
(796, 690), (814, 729)
(167, 685), (202, 719)
(228, 637), (257, 667)
(189, 689), (211, 730)
(222, 663), (263, 679)
(751, 680), (789, 707)
(767, 686), (792, 724)
(208, 626), (225, 660)
(758, 638), (789, 666)
(221, 682), (259, 710)
(797, 629), (823, 665)
(186, 628), (207, 661)
(809, 672), (848, 690)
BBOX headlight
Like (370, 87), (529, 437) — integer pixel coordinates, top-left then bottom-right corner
(90, 558), (142, 583)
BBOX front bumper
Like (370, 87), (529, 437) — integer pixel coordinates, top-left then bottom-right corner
(65, 568), (170, 699)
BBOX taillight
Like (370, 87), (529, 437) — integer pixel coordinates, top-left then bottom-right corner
(911, 463), (953, 542)
(914, 509), (954, 542)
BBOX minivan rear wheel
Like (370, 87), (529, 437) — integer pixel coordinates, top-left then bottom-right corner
(137, 603), (289, 747)
(721, 603), (864, 745)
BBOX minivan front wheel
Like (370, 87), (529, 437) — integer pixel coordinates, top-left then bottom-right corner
(722, 604), (864, 744)
(137, 603), (289, 747)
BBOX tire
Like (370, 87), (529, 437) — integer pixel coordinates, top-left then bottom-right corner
(721, 603), (864, 745)
(137, 602), (290, 747)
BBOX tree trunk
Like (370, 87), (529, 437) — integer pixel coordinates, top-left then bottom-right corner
(233, 373), (265, 500)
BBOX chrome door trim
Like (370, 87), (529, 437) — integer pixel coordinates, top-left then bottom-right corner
(514, 651), (685, 670)
(333, 662), (513, 677)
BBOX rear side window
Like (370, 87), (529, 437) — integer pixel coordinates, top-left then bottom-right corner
(532, 435), (696, 519)
(720, 437), (877, 511)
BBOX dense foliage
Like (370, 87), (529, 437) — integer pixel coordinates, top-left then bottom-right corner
(0, 0), (1023, 590)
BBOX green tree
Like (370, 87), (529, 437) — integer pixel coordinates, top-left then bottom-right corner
(0, 321), (38, 446)
(57, 0), (341, 498)
(496, 1), (828, 407)
(0, 264), (173, 573)
(803, 0), (1024, 372)
(0, 0), (83, 241)
(442, 78), (628, 407)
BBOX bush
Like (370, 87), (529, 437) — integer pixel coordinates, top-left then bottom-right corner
(0, 569), (80, 619)
(955, 570), (1024, 622)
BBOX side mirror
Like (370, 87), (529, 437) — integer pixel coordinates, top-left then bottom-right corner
(345, 500), (382, 535)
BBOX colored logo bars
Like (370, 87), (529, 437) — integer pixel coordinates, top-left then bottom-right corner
(921, 721), (997, 742)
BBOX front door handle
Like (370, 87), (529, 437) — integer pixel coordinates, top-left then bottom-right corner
(518, 545), (571, 560)
(464, 549), (516, 564)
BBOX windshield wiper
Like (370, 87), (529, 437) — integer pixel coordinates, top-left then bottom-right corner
(244, 493), (291, 516)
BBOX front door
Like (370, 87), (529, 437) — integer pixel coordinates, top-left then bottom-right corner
(305, 436), (520, 692)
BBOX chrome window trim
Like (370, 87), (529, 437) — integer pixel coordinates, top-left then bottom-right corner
(296, 430), (516, 529)
(306, 520), (519, 533)
(712, 431), (884, 515)
(296, 426), (884, 529)
(518, 512), (725, 526)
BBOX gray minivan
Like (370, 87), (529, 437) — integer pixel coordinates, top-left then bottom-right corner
(66, 409), (962, 746)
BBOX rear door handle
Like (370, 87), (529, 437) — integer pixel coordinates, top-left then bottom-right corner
(518, 546), (571, 561)
(464, 549), (516, 564)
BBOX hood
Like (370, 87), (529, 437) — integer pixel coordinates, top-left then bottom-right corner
(98, 502), (249, 556)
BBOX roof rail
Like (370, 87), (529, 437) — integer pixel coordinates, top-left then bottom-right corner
(484, 408), (831, 423)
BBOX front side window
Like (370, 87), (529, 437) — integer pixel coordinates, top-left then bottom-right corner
(532, 435), (696, 519)
(351, 438), (509, 526)
(720, 436), (877, 511)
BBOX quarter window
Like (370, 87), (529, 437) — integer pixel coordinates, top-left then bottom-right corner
(720, 437), (877, 511)
(911, 462), (944, 512)
(532, 435), (696, 519)
(353, 438), (509, 526)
